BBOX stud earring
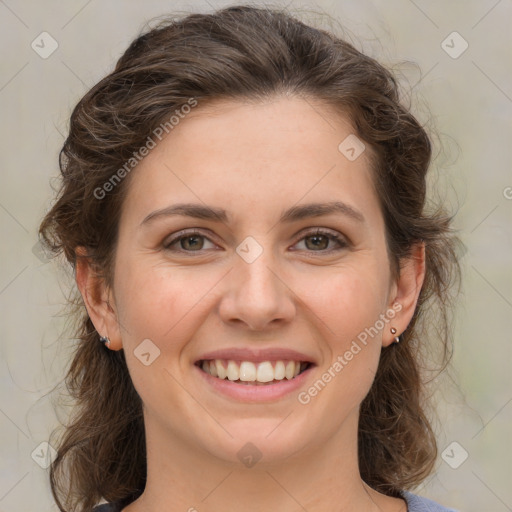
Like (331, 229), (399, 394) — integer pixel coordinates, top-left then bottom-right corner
(390, 327), (400, 344)
(99, 335), (111, 347)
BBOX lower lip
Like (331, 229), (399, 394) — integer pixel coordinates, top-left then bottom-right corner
(194, 364), (314, 402)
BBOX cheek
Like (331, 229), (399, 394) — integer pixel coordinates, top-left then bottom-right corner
(303, 262), (389, 345)
(113, 256), (218, 345)
(300, 264), (387, 401)
(112, 259), (206, 405)
(300, 272), (385, 425)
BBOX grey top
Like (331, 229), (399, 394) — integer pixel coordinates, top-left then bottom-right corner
(402, 491), (459, 511)
(92, 490), (460, 511)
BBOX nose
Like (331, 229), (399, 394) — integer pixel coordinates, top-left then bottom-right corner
(218, 246), (296, 331)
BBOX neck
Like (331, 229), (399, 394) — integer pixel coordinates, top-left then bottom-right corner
(124, 408), (406, 512)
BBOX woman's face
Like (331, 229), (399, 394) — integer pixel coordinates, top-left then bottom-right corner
(101, 96), (412, 465)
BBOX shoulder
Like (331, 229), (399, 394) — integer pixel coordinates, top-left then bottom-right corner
(402, 490), (460, 512)
(92, 503), (122, 512)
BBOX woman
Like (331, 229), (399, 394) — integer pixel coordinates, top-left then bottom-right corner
(39, 5), (461, 512)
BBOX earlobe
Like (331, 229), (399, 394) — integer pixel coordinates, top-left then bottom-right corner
(75, 247), (122, 350)
(384, 242), (426, 347)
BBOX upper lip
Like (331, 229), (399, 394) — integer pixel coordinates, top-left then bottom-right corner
(195, 348), (317, 364)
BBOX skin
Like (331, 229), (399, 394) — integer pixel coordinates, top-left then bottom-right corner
(77, 96), (425, 512)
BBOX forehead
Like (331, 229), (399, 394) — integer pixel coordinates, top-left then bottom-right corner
(164, 95), (358, 163)
(120, 96), (380, 228)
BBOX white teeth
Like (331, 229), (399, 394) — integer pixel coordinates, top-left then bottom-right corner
(200, 359), (308, 383)
(256, 361), (274, 383)
(274, 361), (285, 380)
(239, 361), (256, 381)
(215, 360), (226, 379)
(285, 361), (295, 380)
(226, 360), (239, 381)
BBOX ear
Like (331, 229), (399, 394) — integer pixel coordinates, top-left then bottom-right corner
(383, 242), (426, 347)
(75, 246), (123, 350)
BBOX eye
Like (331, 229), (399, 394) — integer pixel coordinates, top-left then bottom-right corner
(163, 229), (217, 253)
(163, 228), (348, 255)
(292, 228), (348, 253)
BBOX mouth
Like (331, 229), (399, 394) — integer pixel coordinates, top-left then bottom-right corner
(195, 359), (313, 386)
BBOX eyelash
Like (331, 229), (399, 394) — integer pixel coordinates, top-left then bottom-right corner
(163, 228), (348, 255)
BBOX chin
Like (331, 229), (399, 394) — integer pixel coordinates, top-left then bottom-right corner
(199, 418), (311, 467)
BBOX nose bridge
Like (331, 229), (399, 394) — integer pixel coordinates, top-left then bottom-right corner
(239, 247), (276, 291)
(219, 235), (294, 329)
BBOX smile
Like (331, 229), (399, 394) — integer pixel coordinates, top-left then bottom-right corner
(196, 359), (312, 386)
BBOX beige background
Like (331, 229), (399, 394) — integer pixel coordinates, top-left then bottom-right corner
(1, 1), (511, 511)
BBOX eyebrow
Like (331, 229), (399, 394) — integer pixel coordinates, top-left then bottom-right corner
(140, 200), (365, 227)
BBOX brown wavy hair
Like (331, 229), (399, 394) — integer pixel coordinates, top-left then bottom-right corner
(39, 5), (461, 511)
